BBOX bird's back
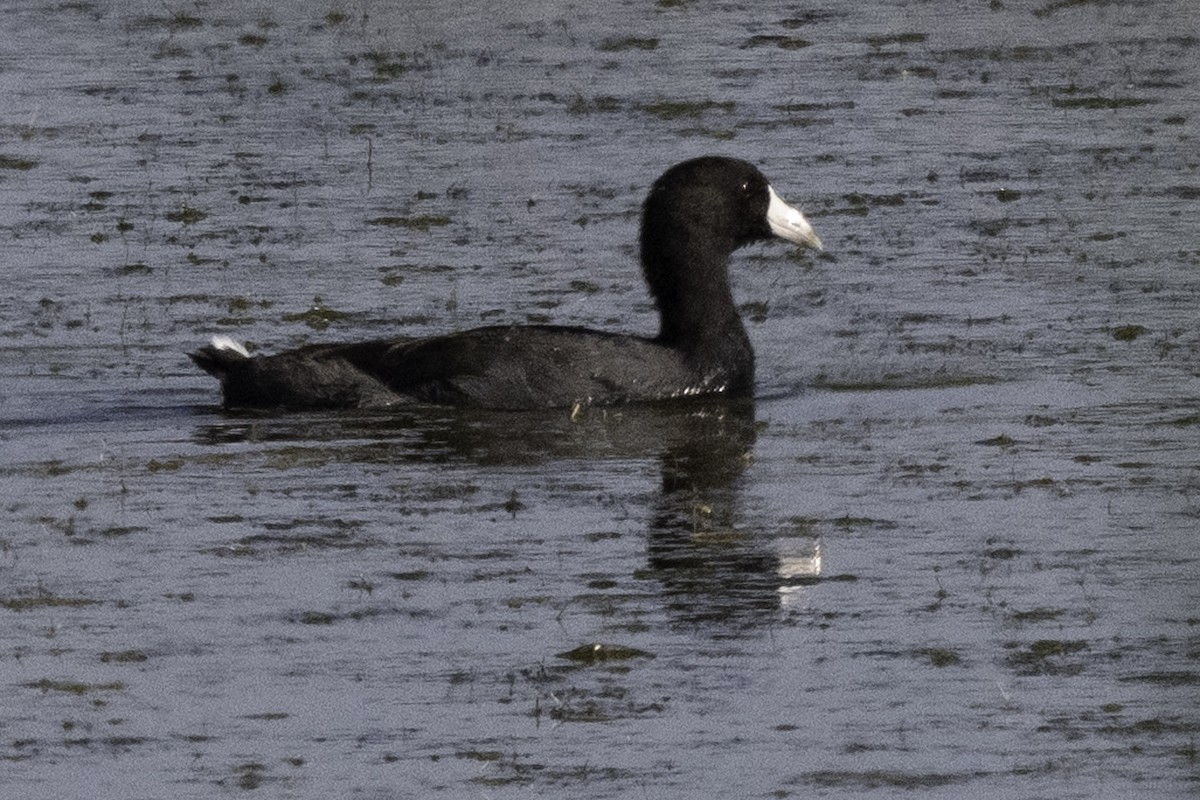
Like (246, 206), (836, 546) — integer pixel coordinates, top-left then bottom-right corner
(192, 324), (748, 411)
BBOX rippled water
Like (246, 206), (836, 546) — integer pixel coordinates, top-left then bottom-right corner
(2, 1), (1198, 797)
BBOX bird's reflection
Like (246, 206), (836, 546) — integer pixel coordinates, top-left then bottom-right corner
(644, 402), (822, 626)
(191, 397), (822, 627)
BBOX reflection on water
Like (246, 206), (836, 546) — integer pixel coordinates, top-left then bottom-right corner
(194, 398), (820, 625)
(646, 401), (787, 623)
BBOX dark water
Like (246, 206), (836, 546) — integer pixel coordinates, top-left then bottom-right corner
(2, 1), (1198, 797)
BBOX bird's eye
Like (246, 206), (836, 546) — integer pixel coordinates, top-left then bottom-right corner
(740, 180), (752, 194)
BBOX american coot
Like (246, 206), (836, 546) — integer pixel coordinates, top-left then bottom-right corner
(190, 156), (822, 410)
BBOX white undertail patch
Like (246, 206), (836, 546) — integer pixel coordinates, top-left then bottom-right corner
(210, 335), (250, 358)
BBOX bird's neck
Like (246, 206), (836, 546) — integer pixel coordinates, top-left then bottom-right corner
(645, 237), (752, 378)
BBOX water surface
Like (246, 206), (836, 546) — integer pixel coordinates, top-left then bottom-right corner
(1, 1), (1198, 798)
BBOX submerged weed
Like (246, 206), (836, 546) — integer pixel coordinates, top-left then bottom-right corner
(814, 373), (998, 392)
(568, 279), (602, 294)
(168, 12), (202, 31)
(346, 577), (374, 595)
(741, 35), (811, 50)
(367, 214), (450, 231)
(165, 205), (207, 225)
(741, 300), (770, 323)
(234, 762), (266, 790)
(976, 434), (1015, 447)
(24, 678), (125, 695)
(803, 770), (960, 790)
(1008, 608), (1064, 624)
(864, 32), (927, 48)
(282, 297), (352, 331)
(0, 154), (39, 170)
(557, 643), (655, 665)
(364, 51), (409, 80)
(1, 589), (100, 612)
(1052, 96), (1154, 110)
(390, 569), (430, 581)
(913, 647), (962, 668)
(1118, 671), (1200, 687)
(1035, 0), (1118, 17)
(598, 37), (658, 51)
(1111, 324), (1147, 341)
(566, 95), (622, 115)
(639, 99), (735, 120)
(1005, 639), (1089, 676)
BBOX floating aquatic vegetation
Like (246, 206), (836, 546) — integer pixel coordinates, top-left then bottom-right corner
(843, 192), (907, 212)
(282, 296), (352, 330)
(1052, 96), (1155, 110)
(83, 189), (112, 211)
(970, 217), (1010, 237)
(863, 32), (927, 48)
(813, 373), (1001, 392)
(0, 154), (38, 170)
(367, 214), (451, 231)
(1, 594), (101, 612)
(566, 95), (622, 114)
(23, 678), (125, 695)
(1007, 607), (1065, 624)
(598, 37), (658, 52)
(391, 570), (431, 581)
(740, 35), (811, 50)
(231, 763), (266, 791)
(638, 99), (735, 120)
(567, 279), (601, 294)
(127, 12), (202, 32)
(1034, 0), (1110, 18)
(800, 770), (962, 790)
(1111, 324), (1147, 341)
(976, 433), (1015, 447)
(740, 300), (769, 323)
(912, 647), (962, 667)
(557, 643), (655, 665)
(1005, 639), (1089, 675)
(363, 50), (415, 80)
(99, 526), (148, 538)
(1118, 672), (1200, 687)
(165, 205), (207, 225)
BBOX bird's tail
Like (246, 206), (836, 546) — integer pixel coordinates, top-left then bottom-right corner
(189, 335), (251, 378)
